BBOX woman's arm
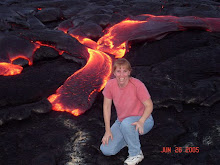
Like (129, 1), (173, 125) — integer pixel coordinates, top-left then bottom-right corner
(132, 98), (153, 134)
(102, 97), (113, 145)
(139, 98), (153, 123)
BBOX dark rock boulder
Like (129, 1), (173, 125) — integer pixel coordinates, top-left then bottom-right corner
(15, 29), (89, 60)
(0, 57), (80, 108)
(35, 8), (63, 23)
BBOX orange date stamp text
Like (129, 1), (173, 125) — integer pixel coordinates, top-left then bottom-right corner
(160, 147), (200, 153)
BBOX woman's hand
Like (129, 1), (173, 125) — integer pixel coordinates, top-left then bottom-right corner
(102, 131), (113, 145)
(132, 121), (144, 134)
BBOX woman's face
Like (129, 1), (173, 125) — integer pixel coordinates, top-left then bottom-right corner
(114, 65), (131, 87)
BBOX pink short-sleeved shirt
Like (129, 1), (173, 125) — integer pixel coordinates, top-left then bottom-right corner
(102, 77), (151, 121)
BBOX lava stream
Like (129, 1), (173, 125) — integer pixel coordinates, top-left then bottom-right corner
(97, 15), (220, 57)
(48, 48), (112, 116)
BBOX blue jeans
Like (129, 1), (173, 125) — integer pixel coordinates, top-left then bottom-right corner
(100, 115), (154, 157)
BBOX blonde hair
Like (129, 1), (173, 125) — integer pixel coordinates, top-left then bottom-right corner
(113, 58), (132, 72)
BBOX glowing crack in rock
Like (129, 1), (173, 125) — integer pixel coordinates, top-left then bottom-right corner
(35, 41), (65, 55)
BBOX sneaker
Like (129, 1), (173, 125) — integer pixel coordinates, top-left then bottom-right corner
(124, 151), (144, 165)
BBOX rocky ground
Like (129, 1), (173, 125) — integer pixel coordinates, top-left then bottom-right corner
(0, 0), (219, 165)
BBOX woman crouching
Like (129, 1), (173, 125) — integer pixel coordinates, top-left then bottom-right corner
(100, 58), (154, 165)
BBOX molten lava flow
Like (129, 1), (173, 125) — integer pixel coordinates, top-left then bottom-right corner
(97, 14), (220, 58)
(48, 48), (112, 116)
(48, 94), (81, 116)
(0, 62), (23, 76)
(97, 20), (148, 58)
(69, 34), (98, 50)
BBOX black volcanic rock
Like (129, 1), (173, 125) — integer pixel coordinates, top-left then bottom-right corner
(12, 58), (30, 66)
(57, 19), (74, 32)
(31, 152), (56, 165)
(69, 21), (104, 40)
(128, 31), (220, 110)
(86, 14), (112, 28)
(27, 15), (46, 30)
(33, 46), (60, 62)
(0, 57), (81, 108)
(0, 98), (52, 125)
(35, 7), (63, 23)
(15, 29), (89, 60)
(0, 35), (36, 63)
(127, 31), (219, 66)
(0, 6), (29, 30)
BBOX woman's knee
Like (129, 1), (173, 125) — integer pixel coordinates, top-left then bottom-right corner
(143, 115), (154, 134)
(100, 144), (117, 156)
(149, 115), (154, 127)
(121, 116), (139, 131)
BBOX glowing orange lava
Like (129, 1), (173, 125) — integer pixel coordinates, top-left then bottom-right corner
(47, 47), (112, 116)
(97, 20), (148, 58)
(0, 62), (23, 76)
(96, 14), (220, 59)
(70, 34), (98, 50)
